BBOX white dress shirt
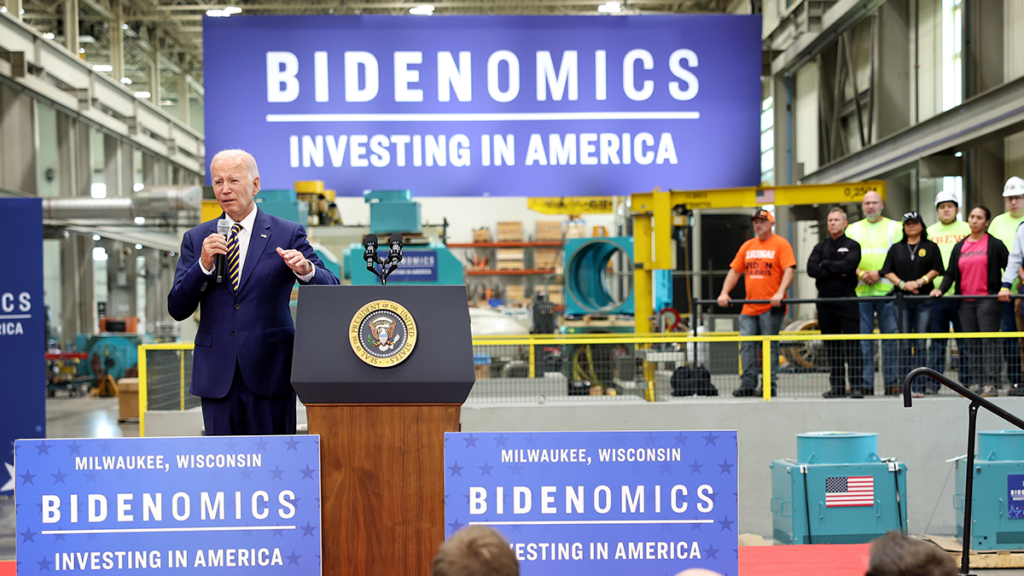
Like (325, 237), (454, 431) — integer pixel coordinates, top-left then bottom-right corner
(200, 206), (315, 282)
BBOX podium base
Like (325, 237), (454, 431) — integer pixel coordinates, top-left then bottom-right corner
(308, 404), (460, 576)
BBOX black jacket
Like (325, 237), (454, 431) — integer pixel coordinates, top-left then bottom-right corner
(936, 233), (1009, 295)
(807, 234), (861, 297)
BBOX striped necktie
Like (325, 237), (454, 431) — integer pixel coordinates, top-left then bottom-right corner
(226, 222), (243, 291)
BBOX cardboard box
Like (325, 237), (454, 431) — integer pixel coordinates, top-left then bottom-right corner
(536, 221), (563, 242)
(117, 378), (139, 421)
(534, 248), (561, 270)
(473, 228), (491, 243)
(497, 221), (523, 242)
(506, 285), (525, 302)
(475, 364), (490, 380)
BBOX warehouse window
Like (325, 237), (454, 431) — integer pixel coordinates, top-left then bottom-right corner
(760, 93), (774, 186)
(942, 0), (963, 111)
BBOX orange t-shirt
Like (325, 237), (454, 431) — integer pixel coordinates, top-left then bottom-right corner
(729, 234), (797, 316)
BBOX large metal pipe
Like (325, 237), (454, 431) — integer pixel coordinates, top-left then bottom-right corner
(42, 186), (202, 220)
(43, 198), (135, 220)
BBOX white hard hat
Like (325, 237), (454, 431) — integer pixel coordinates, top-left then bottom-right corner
(934, 190), (959, 207)
(1004, 176), (1024, 197)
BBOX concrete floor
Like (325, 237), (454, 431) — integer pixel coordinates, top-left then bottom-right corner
(3, 396), (1024, 574)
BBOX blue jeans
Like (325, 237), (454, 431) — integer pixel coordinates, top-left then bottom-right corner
(1002, 303), (1022, 386)
(860, 300), (899, 391)
(899, 298), (932, 393)
(928, 297), (968, 389)
(738, 311), (784, 390)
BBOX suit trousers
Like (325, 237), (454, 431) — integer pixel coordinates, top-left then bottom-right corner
(817, 302), (864, 394)
(201, 361), (297, 436)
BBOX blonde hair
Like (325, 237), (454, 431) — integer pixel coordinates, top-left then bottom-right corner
(211, 149), (259, 180)
(432, 526), (518, 576)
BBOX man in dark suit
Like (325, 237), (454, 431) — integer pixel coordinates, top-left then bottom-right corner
(168, 150), (340, 435)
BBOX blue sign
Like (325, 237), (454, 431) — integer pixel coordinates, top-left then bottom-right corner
(1009, 474), (1024, 519)
(1, 198), (45, 496)
(204, 15), (762, 197)
(444, 431), (738, 575)
(383, 250), (438, 282)
(15, 436), (322, 574)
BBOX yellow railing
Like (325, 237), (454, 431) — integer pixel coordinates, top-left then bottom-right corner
(137, 342), (195, 437)
(138, 331), (1024, 433)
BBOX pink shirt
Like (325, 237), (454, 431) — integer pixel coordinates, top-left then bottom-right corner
(958, 235), (989, 296)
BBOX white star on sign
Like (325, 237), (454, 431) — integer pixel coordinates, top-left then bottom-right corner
(1, 461), (14, 493)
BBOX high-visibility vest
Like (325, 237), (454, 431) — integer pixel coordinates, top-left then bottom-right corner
(847, 217), (903, 297)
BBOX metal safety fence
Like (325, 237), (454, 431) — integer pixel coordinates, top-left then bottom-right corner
(138, 323), (1024, 432)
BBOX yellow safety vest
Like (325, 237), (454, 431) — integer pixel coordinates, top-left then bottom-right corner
(847, 217), (903, 297)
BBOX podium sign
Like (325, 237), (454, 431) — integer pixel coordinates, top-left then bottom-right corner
(444, 431), (738, 575)
(15, 436), (322, 574)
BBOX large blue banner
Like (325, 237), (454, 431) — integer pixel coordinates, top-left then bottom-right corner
(1, 198), (45, 496)
(444, 430), (738, 575)
(204, 15), (761, 197)
(15, 436), (322, 574)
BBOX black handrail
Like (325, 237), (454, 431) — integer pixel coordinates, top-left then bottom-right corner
(903, 367), (1024, 576)
(689, 294), (1024, 338)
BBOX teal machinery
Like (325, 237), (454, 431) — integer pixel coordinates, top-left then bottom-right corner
(771, 432), (908, 544)
(954, 430), (1024, 549)
(255, 189), (341, 279)
(343, 190), (464, 285)
(564, 237), (672, 323)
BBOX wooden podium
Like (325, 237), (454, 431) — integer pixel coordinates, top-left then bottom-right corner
(291, 286), (475, 576)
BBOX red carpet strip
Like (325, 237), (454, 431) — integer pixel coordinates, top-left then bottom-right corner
(739, 543), (871, 576)
(0, 560), (13, 576)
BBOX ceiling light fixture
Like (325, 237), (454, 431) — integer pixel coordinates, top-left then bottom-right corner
(134, 217), (146, 225)
(223, 6), (242, 14)
(0, 7), (7, 13)
(409, 4), (435, 15)
(93, 64), (113, 72)
(43, 33), (55, 40)
(134, 91), (151, 99)
(598, 1), (622, 13)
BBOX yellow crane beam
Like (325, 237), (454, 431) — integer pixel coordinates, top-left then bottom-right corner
(630, 181), (888, 333)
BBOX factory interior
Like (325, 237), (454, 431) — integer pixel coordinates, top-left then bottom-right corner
(3, 0), (1024, 574)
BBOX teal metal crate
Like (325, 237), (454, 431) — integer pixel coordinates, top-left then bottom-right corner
(771, 432), (908, 545)
(955, 430), (1024, 549)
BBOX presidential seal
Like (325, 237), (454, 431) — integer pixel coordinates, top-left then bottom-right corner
(349, 300), (417, 367)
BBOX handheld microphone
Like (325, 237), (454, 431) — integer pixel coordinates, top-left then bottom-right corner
(363, 234), (380, 268)
(215, 219), (231, 284)
(388, 233), (404, 265)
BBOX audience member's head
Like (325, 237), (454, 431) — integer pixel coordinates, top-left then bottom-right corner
(674, 569), (725, 576)
(866, 531), (956, 576)
(432, 526), (518, 576)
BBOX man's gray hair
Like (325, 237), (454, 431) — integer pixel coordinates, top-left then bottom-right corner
(211, 149), (260, 180)
(828, 206), (848, 219)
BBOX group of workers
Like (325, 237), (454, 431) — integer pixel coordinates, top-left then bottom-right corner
(717, 177), (1024, 399)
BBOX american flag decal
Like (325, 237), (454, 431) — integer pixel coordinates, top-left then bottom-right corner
(825, 476), (874, 507)
(756, 188), (775, 203)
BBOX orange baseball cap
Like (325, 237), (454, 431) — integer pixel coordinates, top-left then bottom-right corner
(751, 208), (775, 223)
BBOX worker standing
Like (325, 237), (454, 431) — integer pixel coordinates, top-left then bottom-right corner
(989, 176), (1024, 393)
(846, 191), (903, 395)
(926, 190), (971, 392)
(717, 208), (797, 398)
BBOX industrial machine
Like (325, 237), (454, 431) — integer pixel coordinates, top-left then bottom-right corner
(955, 430), (1024, 550)
(771, 432), (908, 544)
(73, 334), (141, 386)
(343, 190), (464, 285)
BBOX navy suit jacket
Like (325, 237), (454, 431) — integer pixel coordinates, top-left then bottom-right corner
(167, 209), (340, 399)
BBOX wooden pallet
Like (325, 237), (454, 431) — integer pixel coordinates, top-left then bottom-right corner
(923, 534), (1024, 568)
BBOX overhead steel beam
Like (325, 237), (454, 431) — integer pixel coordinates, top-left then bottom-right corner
(769, 0), (887, 77)
(799, 75), (1024, 185)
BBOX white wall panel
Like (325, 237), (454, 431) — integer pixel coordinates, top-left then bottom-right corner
(793, 62), (819, 175)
